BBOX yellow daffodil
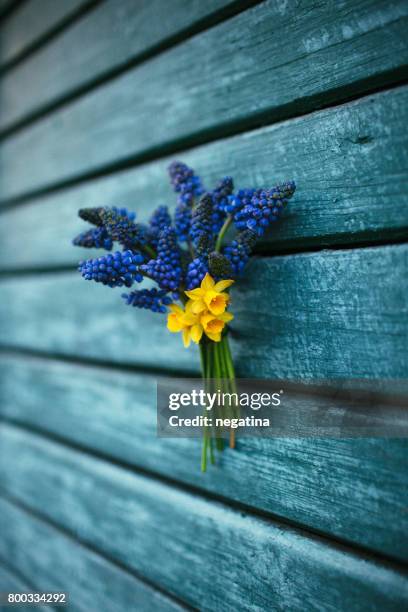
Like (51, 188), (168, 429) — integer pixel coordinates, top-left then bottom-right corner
(200, 311), (234, 342)
(167, 302), (203, 347)
(185, 273), (234, 315)
(167, 274), (235, 346)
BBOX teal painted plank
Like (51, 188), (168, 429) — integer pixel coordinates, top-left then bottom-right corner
(0, 0), (249, 131)
(0, 564), (27, 591)
(0, 245), (406, 378)
(0, 0), (92, 69)
(0, 424), (407, 611)
(0, 87), (407, 268)
(1, 354), (407, 562)
(232, 246), (408, 379)
(0, 562), (51, 612)
(0, 497), (184, 612)
(0, 0), (407, 200)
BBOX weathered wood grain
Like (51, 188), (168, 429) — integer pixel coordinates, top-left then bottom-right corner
(0, 424), (407, 610)
(0, 245), (406, 378)
(0, 497), (184, 612)
(0, 0), (407, 200)
(0, 563), (29, 591)
(0, 0), (252, 132)
(1, 87), (408, 268)
(1, 354), (407, 562)
(0, 0), (93, 69)
(0, 561), (51, 611)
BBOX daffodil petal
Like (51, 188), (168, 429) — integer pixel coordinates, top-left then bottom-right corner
(191, 299), (207, 314)
(167, 313), (184, 332)
(218, 311), (234, 323)
(201, 273), (215, 292)
(214, 279), (234, 292)
(182, 313), (198, 326)
(185, 288), (204, 300)
(185, 300), (194, 313)
(206, 332), (221, 342)
(203, 289), (217, 304)
(190, 324), (203, 344)
(182, 328), (191, 348)
(169, 303), (183, 315)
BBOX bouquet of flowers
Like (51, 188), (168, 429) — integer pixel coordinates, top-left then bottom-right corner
(73, 162), (295, 470)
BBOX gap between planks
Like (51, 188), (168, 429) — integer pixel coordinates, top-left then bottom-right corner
(0, 236), (407, 277)
(0, 0), (25, 23)
(0, 345), (197, 378)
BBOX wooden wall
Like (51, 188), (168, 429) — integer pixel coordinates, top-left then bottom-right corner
(0, 1), (407, 609)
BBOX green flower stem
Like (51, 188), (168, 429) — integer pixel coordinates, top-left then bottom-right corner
(209, 431), (215, 465)
(199, 333), (237, 468)
(141, 244), (157, 260)
(201, 433), (208, 472)
(199, 342), (207, 379)
(220, 334), (238, 447)
(223, 333), (236, 379)
(213, 342), (225, 451)
(214, 215), (233, 252)
(200, 341), (209, 472)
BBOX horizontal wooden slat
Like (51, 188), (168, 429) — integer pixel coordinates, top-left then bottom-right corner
(0, 0), (92, 69)
(0, 424), (407, 610)
(0, 244), (406, 378)
(0, 0), (250, 132)
(0, 1), (407, 201)
(0, 497), (184, 612)
(1, 87), (408, 268)
(0, 562), (50, 612)
(1, 354), (407, 561)
(0, 563), (28, 591)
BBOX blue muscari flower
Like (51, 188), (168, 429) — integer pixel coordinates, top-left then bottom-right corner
(210, 176), (233, 234)
(185, 256), (209, 290)
(213, 177), (234, 208)
(149, 205), (172, 233)
(73, 227), (113, 250)
(224, 188), (255, 215)
(147, 205), (172, 247)
(190, 193), (214, 255)
(122, 288), (172, 313)
(168, 161), (204, 206)
(174, 203), (192, 243)
(141, 227), (182, 291)
(99, 207), (147, 249)
(79, 250), (144, 288)
(232, 181), (296, 236)
(74, 166), (296, 309)
(223, 229), (258, 276)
